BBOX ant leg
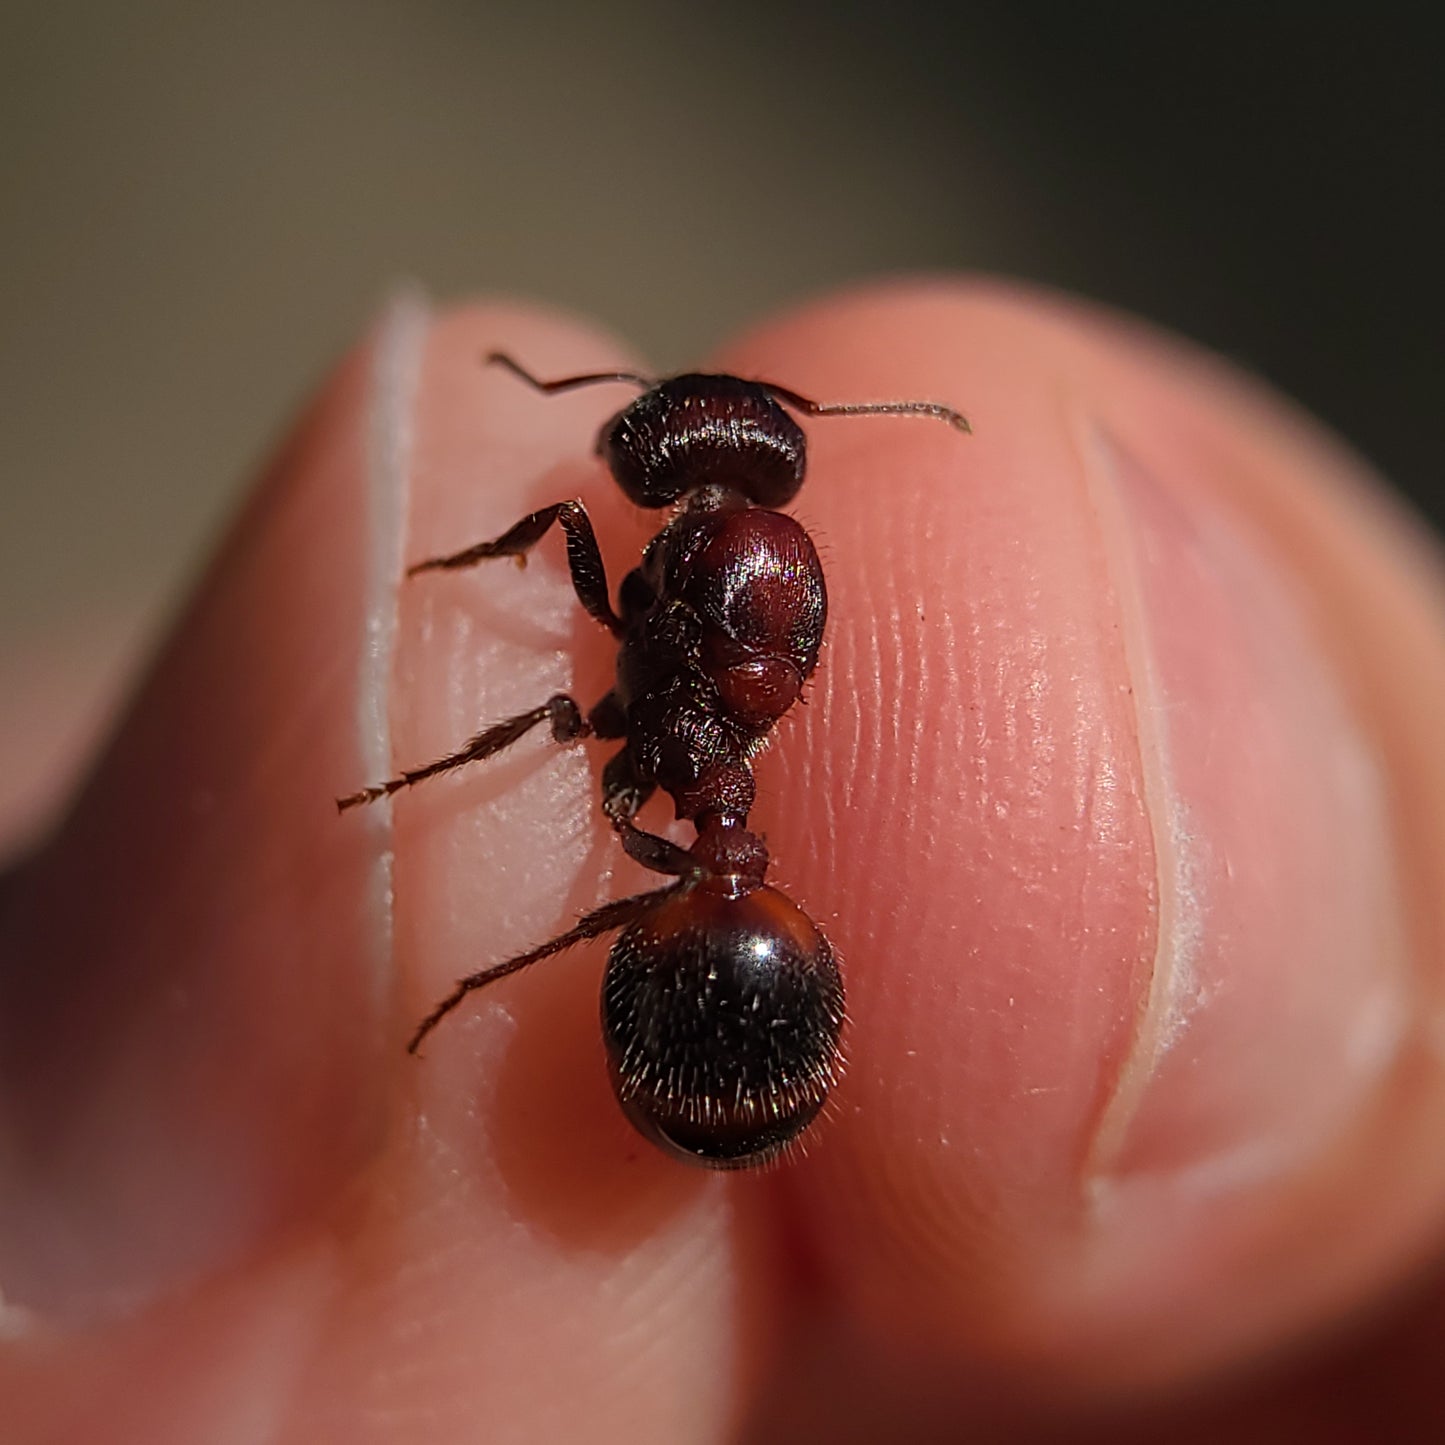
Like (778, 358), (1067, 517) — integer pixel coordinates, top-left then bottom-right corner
(587, 691), (627, 740)
(759, 379), (972, 435)
(600, 745), (653, 820)
(600, 748), (698, 879)
(408, 499), (623, 636)
(612, 819), (696, 878)
(408, 882), (679, 1054)
(485, 351), (654, 396)
(336, 694), (588, 812)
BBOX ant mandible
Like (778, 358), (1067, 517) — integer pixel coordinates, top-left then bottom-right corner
(340, 351), (970, 1168)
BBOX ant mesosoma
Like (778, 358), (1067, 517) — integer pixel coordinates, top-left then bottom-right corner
(340, 351), (970, 1168)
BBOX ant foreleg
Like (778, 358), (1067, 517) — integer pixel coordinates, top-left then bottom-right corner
(408, 499), (623, 637)
(407, 882), (679, 1054)
(336, 694), (589, 812)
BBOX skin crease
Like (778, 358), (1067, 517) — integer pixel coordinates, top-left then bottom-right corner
(0, 281), (1443, 1443)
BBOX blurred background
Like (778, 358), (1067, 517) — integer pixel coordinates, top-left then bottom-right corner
(1, 1), (1440, 849)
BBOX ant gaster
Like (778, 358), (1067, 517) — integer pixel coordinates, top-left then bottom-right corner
(340, 351), (970, 1168)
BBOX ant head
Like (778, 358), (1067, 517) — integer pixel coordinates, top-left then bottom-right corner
(599, 375), (807, 509)
(601, 879), (845, 1168)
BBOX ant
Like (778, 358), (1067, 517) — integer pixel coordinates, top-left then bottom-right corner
(340, 351), (970, 1168)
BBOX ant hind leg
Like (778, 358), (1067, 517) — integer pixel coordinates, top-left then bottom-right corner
(408, 883), (678, 1054)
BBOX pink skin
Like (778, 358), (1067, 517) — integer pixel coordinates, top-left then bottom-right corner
(1, 281), (1443, 1442)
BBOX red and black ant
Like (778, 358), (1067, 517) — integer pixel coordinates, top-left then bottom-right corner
(340, 351), (969, 1168)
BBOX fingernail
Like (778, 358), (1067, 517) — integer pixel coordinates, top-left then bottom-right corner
(0, 291), (430, 1323)
(1074, 427), (1411, 1347)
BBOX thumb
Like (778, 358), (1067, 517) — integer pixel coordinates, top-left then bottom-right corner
(0, 295), (424, 1322)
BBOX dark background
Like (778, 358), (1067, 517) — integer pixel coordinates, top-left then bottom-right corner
(1, 2), (1439, 836)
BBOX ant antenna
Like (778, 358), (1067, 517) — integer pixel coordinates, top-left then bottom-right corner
(486, 351), (654, 396)
(486, 352), (970, 433)
(760, 380), (972, 434)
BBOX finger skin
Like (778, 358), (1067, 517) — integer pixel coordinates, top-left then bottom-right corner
(301, 303), (764, 1443)
(3, 300), (768, 1445)
(0, 336), (394, 1321)
(721, 285), (1444, 1388)
(2, 281), (1443, 1443)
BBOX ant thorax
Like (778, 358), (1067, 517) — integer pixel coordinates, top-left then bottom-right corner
(614, 486), (827, 825)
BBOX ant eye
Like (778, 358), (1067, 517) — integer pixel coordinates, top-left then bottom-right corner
(602, 882), (844, 1168)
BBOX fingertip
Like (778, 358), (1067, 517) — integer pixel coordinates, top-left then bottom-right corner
(2, 297), (769, 1437)
(711, 278), (1445, 1385)
(365, 302), (767, 1438)
(714, 280), (1161, 1335)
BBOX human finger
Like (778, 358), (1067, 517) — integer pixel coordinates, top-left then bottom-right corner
(710, 281), (1445, 1426)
